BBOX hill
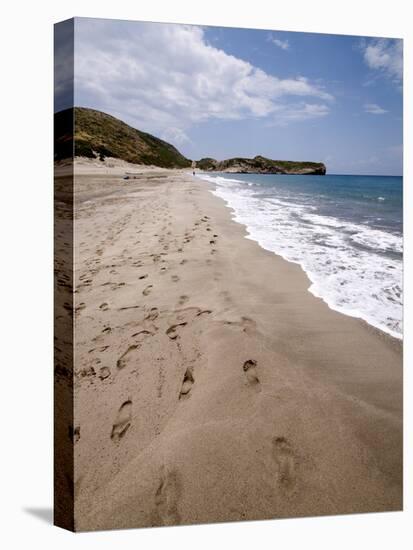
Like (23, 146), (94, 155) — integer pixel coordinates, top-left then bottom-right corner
(54, 108), (326, 174)
(54, 107), (192, 168)
(196, 155), (326, 175)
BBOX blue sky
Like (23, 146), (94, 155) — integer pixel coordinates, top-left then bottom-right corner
(60, 18), (403, 175)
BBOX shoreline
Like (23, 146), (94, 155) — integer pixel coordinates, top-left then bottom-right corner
(199, 173), (402, 352)
(197, 171), (403, 341)
(71, 161), (402, 530)
(217, 194), (402, 341)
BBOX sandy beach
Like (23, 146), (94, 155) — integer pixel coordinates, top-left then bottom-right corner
(68, 159), (402, 531)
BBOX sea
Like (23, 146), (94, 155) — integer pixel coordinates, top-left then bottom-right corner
(197, 172), (403, 339)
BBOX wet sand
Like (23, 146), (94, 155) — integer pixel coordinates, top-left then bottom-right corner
(70, 159), (402, 531)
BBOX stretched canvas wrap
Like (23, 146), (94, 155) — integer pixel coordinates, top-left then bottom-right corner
(54, 17), (403, 531)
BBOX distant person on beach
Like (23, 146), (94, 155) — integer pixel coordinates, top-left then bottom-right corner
(193, 170), (195, 176)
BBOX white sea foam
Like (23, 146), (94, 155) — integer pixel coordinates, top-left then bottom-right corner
(198, 174), (403, 338)
(350, 228), (403, 254)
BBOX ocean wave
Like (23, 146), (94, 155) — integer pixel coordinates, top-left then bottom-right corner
(350, 228), (402, 254)
(198, 173), (246, 186)
(198, 173), (403, 339)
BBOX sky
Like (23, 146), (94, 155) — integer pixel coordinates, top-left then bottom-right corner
(56, 18), (403, 175)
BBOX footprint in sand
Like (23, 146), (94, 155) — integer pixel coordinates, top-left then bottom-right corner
(117, 330), (154, 369)
(110, 400), (132, 442)
(154, 467), (182, 526)
(166, 322), (187, 340)
(138, 274), (148, 280)
(243, 359), (260, 388)
(116, 344), (139, 369)
(179, 367), (194, 399)
(171, 275), (180, 283)
(99, 303), (109, 311)
(271, 436), (298, 493)
(98, 367), (111, 380)
(178, 295), (189, 306)
(143, 285), (153, 296)
(145, 307), (159, 321)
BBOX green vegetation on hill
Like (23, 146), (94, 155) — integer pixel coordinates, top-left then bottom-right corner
(196, 158), (218, 171)
(196, 155), (326, 175)
(54, 107), (192, 168)
(54, 107), (326, 174)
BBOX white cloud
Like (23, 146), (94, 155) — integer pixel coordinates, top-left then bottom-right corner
(161, 127), (191, 146)
(74, 21), (332, 144)
(364, 103), (388, 114)
(270, 102), (330, 125)
(362, 38), (403, 84)
(267, 33), (290, 50)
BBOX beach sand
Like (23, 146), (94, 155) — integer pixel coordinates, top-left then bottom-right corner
(69, 159), (402, 530)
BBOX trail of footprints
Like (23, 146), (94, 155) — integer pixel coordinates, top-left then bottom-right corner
(77, 211), (218, 321)
(86, 207), (274, 451)
(78, 199), (302, 503)
(110, 308), (262, 447)
(108, 306), (213, 440)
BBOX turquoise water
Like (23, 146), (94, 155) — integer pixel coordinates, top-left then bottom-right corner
(198, 172), (403, 338)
